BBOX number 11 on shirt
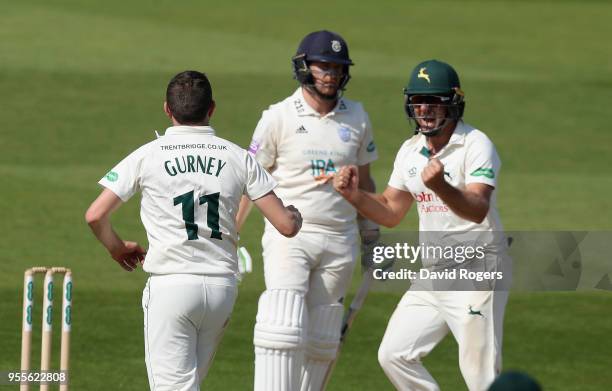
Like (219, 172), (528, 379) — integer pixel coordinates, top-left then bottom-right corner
(173, 190), (222, 240)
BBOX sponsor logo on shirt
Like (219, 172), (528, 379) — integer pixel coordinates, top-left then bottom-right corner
(248, 139), (260, 155)
(420, 204), (450, 213)
(470, 168), (495, 179)
(105, 171), (118, 182)
(413, 191), (449, 213)
(296, 125), (308, 134)
(366, 141), (376, 152)
(338, 126), (351, 142)
(408, 167), (417, 178)
(414, 192), (440, 203)
(160, 144), (227, 151)
(310, 159), (336, 176)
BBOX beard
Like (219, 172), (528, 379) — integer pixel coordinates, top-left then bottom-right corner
(312, 81), (339, 101)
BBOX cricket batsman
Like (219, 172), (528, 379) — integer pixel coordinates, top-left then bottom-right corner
(334, 60), (512, 391)
(236, 30), (379, 391)
(85, 71), (302, 391)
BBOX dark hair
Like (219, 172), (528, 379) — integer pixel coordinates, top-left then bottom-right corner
(166, 71), (213, 125)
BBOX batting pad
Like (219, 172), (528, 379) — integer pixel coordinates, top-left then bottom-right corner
(254, 289), (306, 391)
(255, 348), (304, 391)
(300, 303), (345, 391)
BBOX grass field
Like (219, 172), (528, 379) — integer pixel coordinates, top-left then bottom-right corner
(1, 0), (611, 389)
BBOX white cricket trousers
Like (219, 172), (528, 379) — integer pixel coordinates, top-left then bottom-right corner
(378, 289), (508, 391)
(262, 228), (358, 306)
(142, 274), (237, 391)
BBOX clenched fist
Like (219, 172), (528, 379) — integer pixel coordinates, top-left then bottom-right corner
(421, 158), (447, 192)
(333, 165), (360, 202)
(286, 204), (303, 237)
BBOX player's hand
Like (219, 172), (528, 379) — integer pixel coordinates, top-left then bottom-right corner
(286, 205), (303, 237)
(333, 165), (360, 202)
(421, 158), (447, 193)
(110, 241), (146, 271)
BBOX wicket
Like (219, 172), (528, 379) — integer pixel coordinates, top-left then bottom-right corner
(20, 267), (72, 391)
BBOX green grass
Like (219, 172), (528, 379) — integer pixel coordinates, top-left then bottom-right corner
(1, 0), (611, 389)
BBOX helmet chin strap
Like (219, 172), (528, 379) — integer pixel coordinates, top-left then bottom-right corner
(415, 117), (450, 138)
(419, 127), (442, 137)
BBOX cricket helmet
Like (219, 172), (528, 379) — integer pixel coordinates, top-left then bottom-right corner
(403, 59), (465, 136)
(292, 30), (353, 94)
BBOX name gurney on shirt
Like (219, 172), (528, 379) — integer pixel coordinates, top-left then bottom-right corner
(164, 154), (227, 177)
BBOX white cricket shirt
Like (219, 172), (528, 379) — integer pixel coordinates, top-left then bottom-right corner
(99, 126), (277, 275)
(248, 88), (378, 234)
(389, 121), (504, 234)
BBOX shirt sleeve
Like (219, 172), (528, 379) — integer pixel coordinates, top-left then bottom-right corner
(356, 108), (378, 166)
(464, 134), (500, 187)
(387, 146), (409, 192)
(98, 144), (148, 202)
(244, 150), (278, 201)
(248, 109), (278, 170)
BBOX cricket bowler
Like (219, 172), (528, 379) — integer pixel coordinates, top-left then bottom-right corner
(85, 71), (302, 391)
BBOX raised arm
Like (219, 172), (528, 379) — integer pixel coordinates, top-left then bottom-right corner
(334, 165), (413, 228)
(251, 191), (302, 237)
(421, 158), (492, 223)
